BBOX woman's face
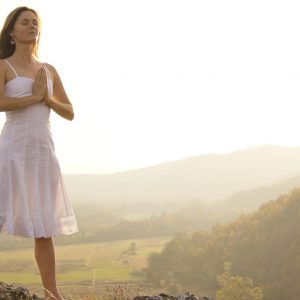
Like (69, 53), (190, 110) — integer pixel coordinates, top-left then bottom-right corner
(11, 10), (40, 44)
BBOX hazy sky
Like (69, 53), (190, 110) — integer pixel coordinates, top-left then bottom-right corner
(1, 0), (300, 174)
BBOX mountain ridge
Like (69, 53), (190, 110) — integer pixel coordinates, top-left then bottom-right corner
(63, 145), (300, 203)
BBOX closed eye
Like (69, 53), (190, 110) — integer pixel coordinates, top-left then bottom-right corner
(20, 18), (39, 26)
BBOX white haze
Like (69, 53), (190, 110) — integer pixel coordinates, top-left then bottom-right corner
(1, 0), (300, 174)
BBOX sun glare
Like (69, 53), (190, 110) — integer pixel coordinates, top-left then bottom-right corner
(1, 0), (300, 174)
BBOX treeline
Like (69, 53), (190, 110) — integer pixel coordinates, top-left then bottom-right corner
(146, 187), (300, 300)
(0, 201), (217, 250)
(1, 179), (288, 251)
(54, 205), (217, 245)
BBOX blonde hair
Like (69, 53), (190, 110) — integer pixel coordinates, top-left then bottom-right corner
(0, 6), (41, 59)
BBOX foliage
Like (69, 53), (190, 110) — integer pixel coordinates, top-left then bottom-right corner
(216, 262), (263, 300)
(146, 187), (300, 300)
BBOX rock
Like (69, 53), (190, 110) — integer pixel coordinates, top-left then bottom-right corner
(0, 281), (213, 300)
(133, 292), (212, 300)
(0, 281), (42, 300)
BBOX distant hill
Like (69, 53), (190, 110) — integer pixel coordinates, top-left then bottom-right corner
(212, 174), (300, 222)
(146, 186), (300, 300)
(64, 145), (300, 204)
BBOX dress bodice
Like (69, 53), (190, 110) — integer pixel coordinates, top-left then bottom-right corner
(4, 74), (53, 124)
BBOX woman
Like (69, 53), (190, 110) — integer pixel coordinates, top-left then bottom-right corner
(0, 6), (78, 300)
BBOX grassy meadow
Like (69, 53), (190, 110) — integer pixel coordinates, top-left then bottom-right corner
(0, 236), (171, 298)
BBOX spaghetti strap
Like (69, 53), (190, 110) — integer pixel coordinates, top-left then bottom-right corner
(3, 59), (18, 76)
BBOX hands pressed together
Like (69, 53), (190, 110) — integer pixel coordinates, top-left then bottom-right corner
(32, 67), (51, 106)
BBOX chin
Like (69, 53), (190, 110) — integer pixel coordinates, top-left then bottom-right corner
(24, 39), (37, 44)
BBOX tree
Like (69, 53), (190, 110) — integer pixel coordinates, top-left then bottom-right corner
(128, 242), (137, 255)
(216, 262), (263, 300)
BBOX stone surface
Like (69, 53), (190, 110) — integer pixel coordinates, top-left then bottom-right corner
(0, 281), (213, 300)
(0, 281), (42, 300)
(133, 292), (213, 300)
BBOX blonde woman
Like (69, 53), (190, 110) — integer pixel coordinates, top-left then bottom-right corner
(0, 6), (78, 300)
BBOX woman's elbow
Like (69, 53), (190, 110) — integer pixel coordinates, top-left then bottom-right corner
(67, 110), (74, 121)
(0, 101), (5, 112)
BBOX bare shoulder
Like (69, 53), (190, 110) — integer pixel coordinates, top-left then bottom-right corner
(44, 62), (55, 71)
(43, 62), (59, 82)
(0, 60), (8, 95)
(0, 59), (9, 78)
(0, 59), (8, 70)
(44, 62), (60, 76)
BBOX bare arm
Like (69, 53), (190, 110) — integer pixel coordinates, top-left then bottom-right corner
(0, 61), (46, 112)
(44, 64), (74, 121)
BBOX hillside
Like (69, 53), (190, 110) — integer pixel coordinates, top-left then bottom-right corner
(64, 145), (300, 204)
(146, 187), (300, 300)
(212, 174), (300, 222)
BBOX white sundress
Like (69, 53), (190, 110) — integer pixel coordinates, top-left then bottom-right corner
(0, 59), (78, 238)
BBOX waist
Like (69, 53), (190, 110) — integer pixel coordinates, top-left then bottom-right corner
(4, 119), (50, 126)
(0, 119), (52, 141)
(5, 103), (50, 123)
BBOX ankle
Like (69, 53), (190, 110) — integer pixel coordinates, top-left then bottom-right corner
(43, 287), (60, 299)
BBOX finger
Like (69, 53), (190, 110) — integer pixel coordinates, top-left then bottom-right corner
(44, 86), (49, 98)
(42, 71), (47, 86)
(38, 69), (46, 85)
(36, 68), (44, 80)
(38, 68), (46, 80)
(42, 74), (48, 92)
(39, 68), (45, 79)
(33, 70), (42, 87)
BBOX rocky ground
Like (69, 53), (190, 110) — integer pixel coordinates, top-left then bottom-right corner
(0, 282), (213, 300)
(0, 281), (42, 300)
(133, 293), (212, 300)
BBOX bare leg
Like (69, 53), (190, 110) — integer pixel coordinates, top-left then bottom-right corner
(34, 237), (63, 300)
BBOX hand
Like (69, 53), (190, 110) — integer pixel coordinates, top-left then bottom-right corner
(43, 87), (52, 107)
(32, 68), (47, 102)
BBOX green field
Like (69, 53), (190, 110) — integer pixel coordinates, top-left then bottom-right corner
(0, 237), (170, 298)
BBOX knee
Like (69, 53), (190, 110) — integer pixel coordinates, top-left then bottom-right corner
(34, 237), (52, 242)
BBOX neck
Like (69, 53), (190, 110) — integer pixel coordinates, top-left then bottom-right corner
(12, 44), (36, 63)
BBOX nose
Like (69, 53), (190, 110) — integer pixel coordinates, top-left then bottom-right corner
(29, 21), (38, 29)
(28, 25), (38, 33)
